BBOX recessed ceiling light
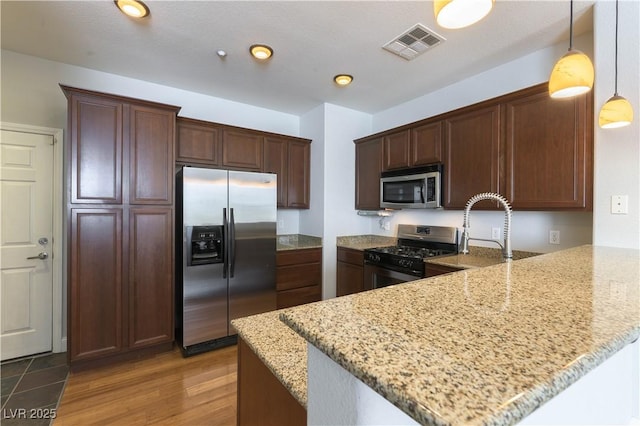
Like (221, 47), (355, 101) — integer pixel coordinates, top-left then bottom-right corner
(114, 0), (149, 18)
(334, 74), (353, 86)
(216, 50), (227, 58)
(250, 44), (273, 60)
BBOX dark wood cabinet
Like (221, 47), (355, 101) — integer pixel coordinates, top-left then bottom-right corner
(504, 85), (592, 210)
(276, 248), (322, 309)
(129, 105), (175, 205)
(222, 128), (263, 170)
(443, 105), (502, 209)
(264, 137), (311, 209)
(336, 247), (364, 296)
(62, 85), (179, 369)
(128, 207), (173, 349)
(411, 121), (443, 166)
(355, 138), (383, 210)
(238, 338), (306, 426)
(382, 130), (410, 171)
(176, 117), (221, 166)
(424, 262), (462, 277)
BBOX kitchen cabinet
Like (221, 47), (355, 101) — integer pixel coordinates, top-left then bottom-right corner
(175, 117), (222, 166)
(382, 130), (410, 170)
(276, 248), (322, 309)
(237, 338), (306, 426)
(264, 136), (311, 209)
(62, 85), (179, 369)
(424, 262), (461, 278)
(222, 128), (263, 171)
(381, 123), (443, 171)
(354, 138), (383, 210)
(336, 247), (365, 296)
(443, 104), (502, 209)
(504, 84), (592, 210)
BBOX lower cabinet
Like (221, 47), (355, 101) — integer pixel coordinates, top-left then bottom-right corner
(68, 207), (173, 368)
(237, 338), (306, 426)
(424, 262), (462, 278)
(336, 247), (365, 296)
(276, 248), (322, 309)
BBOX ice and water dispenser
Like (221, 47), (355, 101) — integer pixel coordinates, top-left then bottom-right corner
(187, 225), (223, 266)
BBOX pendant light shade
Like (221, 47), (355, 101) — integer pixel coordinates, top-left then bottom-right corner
(599, 95), (634, 128)
(434, 0), (494, 29)
(549, 49), (594, 98)
(598, 0), (634, 129)
(549, 0), (594, 98)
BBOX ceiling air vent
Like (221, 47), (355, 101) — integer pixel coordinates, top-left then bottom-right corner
(383, 24), (445, 61)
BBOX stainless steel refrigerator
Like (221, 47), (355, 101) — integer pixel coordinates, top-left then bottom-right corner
(175, 166), (277, 356)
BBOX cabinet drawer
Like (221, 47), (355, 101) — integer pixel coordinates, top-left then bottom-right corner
(277, 263), (321, 291)
(277, 285), (321, 309)
(337, 247), (363, 266)
(277, 248), (321, 266)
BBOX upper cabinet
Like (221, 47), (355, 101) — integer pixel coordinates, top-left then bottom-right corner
(504, 86), (592, 210)
(176, 117), (222, 167)
(64, 86), (178, 205)
(222, 128), (264, 171)
(354, 82), (593, 211)
(443, 105), (502, 209)
(264, 136), (311, 209)
(355, 138), (383, 210)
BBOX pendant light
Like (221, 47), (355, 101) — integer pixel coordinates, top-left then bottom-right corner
(434, 0), (494, 29)
(548, 0), (594, 98)
(599, 0), (634, 128)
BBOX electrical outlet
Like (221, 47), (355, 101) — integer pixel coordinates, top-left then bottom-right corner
(549, 230), (560, 245)
(611, 195), (629, 214)
(491, 227), (501, 239)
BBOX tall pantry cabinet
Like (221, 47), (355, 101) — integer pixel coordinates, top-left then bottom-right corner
(62, 86), (180, 369)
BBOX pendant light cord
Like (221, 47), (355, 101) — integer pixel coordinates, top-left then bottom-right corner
(569, 0), (574, 50)
(614, 0), (619, 95)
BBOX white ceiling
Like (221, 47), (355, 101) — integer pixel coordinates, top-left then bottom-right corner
(0, 0), (594, 116)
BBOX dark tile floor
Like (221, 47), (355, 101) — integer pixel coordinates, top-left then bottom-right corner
(1, 353), (68, 425)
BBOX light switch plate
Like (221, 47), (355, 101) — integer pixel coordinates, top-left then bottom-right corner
(611, 195), (629, 214)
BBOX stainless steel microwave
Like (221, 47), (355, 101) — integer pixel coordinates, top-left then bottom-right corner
(380, 165), (442, 209)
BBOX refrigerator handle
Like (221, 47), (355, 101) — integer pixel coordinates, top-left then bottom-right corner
(230, 208), (236, 278)
(223, 208), (228, 279)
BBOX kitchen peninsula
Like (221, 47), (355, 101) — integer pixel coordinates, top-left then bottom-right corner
(236, 245), (639, 425)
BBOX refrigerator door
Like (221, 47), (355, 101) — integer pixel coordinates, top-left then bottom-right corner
(181, 167), (229, 346)
(227, 170), (277, 331)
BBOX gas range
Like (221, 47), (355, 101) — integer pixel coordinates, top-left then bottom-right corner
(364, 225), (458, 278)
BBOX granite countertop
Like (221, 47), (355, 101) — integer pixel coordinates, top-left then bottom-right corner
(427, 246), (542, 270)
(336, 234), (397, 251)
(280, 245), (640, 425)
(277, 234), (322, 251)
(231, 310), (308, 407)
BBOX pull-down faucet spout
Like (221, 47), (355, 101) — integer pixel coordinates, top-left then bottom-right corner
(460, 192), (513, 261)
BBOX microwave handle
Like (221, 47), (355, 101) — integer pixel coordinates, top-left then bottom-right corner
(420, 182), (426, 204)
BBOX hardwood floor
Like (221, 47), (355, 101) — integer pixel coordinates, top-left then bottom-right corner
(54, 345), (237, 425)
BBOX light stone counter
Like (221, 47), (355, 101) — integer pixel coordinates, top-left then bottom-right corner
(231, 310), (308, 407)
(280, 245), (640, 425)
(336, 234), (396, 251)
(427, 247), (541, 270)
(277, 234), (322, 251)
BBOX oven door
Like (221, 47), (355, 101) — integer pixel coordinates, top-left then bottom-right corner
(363, 264), (421, 290)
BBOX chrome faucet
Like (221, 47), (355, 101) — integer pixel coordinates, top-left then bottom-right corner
(460, 192), (513, 260)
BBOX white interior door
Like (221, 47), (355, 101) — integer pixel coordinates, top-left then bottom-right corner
(1, 130), (54, 360)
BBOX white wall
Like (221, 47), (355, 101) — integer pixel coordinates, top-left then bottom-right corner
(300, 104), (373, 298)
(592, 0), (640, 250)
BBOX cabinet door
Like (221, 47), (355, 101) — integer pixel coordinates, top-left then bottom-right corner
(264, 137), (288, 207)
(336, 261), (364, 296)
(223, 129), (263, 170)
(69, 209), (123, 361)
(176, 118), (221, 166)
(287, 140), (310, 209)
(382, 130), (410, 171)
(411, 122), (443, 166)
(128, 207), (173, 348)
(69, 95), (123, 204)
(444, 105), (502, 209)
(355, 138), (383, 210)
(505, 90), (592, 209)
(129, 105), (175, 205)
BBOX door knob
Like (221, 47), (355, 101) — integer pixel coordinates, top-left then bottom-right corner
(27, 252), (48, 260)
